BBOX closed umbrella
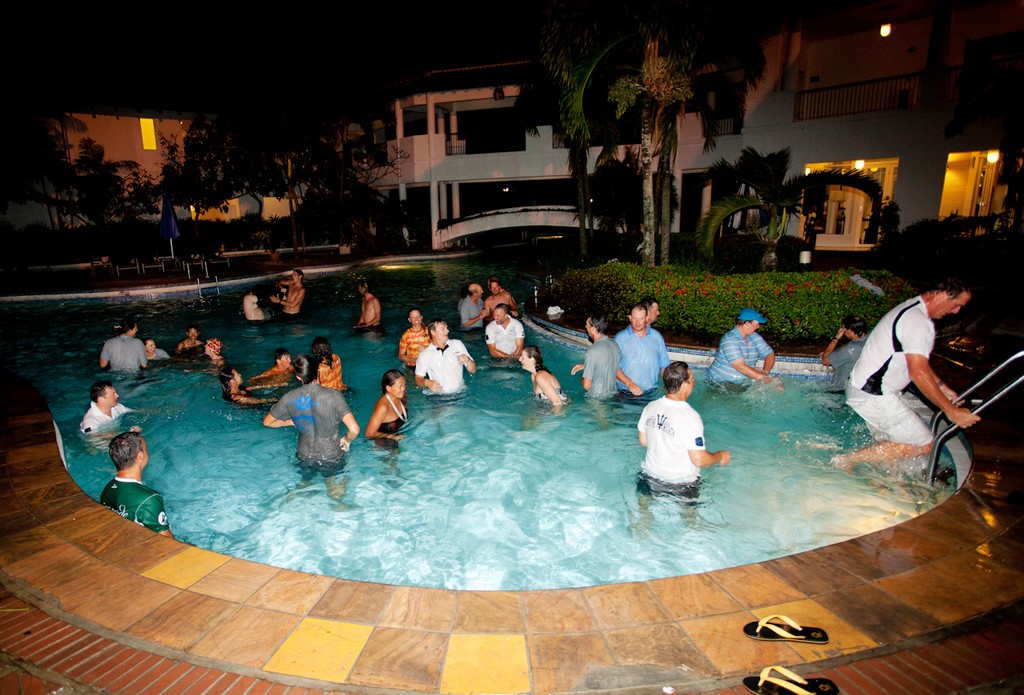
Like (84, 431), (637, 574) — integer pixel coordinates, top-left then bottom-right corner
(159, 190), (180, 259)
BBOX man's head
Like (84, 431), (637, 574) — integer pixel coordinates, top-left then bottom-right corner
(358, 281), (369, 295)
(466, 283), (483, 299)
(274, 348), (291, 368)
(90, 380), (115, 405)
(291, 269), (304, 284)
(186, 325), (199, 339)
(488, 276), (502, 295)
(144, 338), (157, 354)
(842, 315), (867, 338)
(109, 431), (148, 472)
(628, 304), (648, 334)
(586, 315), (609, 339)
(117, 317), (139, 336)
(641, 297), (660, 325)
(662, 361), (693, 395)
(925, 278), (972, 319)
(293, 354), (317, 384)
(736, 307), (767, 334)
(493, 303), (511, 326)
(408, 308), (424, 326)
(427, 319), (449, 344)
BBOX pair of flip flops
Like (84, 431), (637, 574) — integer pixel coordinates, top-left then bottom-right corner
(742, 665), (840, 694)
(743, 614), (829, 644)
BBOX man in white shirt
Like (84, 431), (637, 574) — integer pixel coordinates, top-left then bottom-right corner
(484, 304), (525, 359)
(80, 380), (131, 434)
(415, 319), (477, 394)
(637, 362), (730, 494)
(837, 278), (980, 467)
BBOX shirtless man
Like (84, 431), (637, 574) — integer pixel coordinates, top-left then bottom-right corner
(355, 281), (382, 328)
(246, 348), (294, 390)
(175, 325), (202, 355)
(483, 276), (518, 322)
(270, 269), (306, 315)
(243, 290), (266, 321)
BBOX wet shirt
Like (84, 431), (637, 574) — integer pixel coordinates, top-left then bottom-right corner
(706, 327), (773, 384)
(270, 383), (352, 461)
(637, 397), (707, 484)
(100, 335), (148, 371)
(100, 477), (169, 533)
(614, 326), (671, 392)
(582, 336), (621, 397)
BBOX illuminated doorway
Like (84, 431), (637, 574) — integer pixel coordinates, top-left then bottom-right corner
(802, 158), (897, 250)
(940, 151), (1006, 233)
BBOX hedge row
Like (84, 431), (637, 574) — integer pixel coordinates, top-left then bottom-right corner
(555, 263), (914, 344)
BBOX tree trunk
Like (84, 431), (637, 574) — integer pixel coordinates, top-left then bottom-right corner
(286, 155), (300, 257)
(760, 238), (779, 272)
(573, 146), (589, 257)
(640, 100), (656, 266)
(657, 156), (672, 265)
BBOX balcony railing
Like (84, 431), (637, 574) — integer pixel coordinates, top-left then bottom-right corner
(794, 73), (921, 121)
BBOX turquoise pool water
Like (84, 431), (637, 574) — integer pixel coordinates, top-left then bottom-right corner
(0, 257), (951, 590)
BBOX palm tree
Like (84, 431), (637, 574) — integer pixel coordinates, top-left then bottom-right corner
(540, 0), (774, 266)
(695, 147), (883, 271)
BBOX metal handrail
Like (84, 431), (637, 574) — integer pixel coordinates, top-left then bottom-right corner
(927, 350), (1024, 483)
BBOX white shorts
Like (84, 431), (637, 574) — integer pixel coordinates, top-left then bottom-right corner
(845, 382), (933, 447)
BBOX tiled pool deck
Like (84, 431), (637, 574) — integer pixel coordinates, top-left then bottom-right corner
(2, 265), (1024, 694)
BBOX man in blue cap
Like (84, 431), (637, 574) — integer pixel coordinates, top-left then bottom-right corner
(706, 307), (777, 385)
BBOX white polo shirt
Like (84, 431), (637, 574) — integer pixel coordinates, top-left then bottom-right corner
(80, 402), (130, 433)
(484, 317), (525, 354)
(414, 339), (473, 393)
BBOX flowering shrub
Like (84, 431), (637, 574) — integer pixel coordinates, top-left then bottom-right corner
(557, 263), (914, 344)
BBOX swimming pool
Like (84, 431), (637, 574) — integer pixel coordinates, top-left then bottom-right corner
(0, 256), (952, 590)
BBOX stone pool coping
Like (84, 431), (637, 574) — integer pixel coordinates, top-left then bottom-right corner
(3, 365), (1024, 693)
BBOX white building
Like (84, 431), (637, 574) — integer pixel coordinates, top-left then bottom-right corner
(371, 0), (1021, 251)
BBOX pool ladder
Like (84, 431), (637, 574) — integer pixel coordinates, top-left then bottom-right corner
(927, 349), (1024, 483)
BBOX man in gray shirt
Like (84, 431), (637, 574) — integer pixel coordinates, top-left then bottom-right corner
(263, 354), (360, 462)
(821, 315), (868, 390)
(571, 315), (621, 397)
(99, 317), (148, 371)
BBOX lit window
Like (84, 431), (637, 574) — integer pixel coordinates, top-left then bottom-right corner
(140, 118), (156, 151)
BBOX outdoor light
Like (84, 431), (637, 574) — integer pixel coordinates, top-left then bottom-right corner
(987, 150), (1000, 163)
(855, 160), (865, 169)
(880, 23), (892, 37)
(804, 167), (811, 175)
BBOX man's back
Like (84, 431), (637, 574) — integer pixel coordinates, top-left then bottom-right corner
(101, 477), (169, 533)
(584, 337), (621, 397)
(101, 335), (147, 371)
(269, 383), (351, 460)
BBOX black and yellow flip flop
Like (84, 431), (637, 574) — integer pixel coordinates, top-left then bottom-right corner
(742, 614), (829, 644)
(742, 665), (840, 694)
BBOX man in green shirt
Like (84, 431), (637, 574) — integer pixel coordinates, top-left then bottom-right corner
(100, 432), (173, 537)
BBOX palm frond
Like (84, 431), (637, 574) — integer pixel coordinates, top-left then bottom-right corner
(694, 193), (763, 258)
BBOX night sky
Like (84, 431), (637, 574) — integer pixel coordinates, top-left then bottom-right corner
(11, 2), (543, 114)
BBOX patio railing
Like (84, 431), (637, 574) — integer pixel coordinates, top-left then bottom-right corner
(794, 73), (921, 121)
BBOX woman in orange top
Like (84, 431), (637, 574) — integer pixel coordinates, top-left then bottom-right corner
(312, 336), (347, 390)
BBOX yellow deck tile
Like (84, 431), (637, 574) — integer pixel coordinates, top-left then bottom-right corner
(142, 546), (230, 588)
(750, 598), (877, 660)
(440, 633), (531, 694)
(263, 617), (373, 682)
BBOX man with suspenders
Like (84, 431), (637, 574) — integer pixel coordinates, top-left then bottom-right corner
(836, 278), (980, 468)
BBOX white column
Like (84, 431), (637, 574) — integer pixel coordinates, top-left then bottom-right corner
(394, 99), (404, 139)
(439, 182), (449, 220)
(452, 182), (461, 219)
(430, 180), (442, 250)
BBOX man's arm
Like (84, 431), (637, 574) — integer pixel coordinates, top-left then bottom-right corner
(729, 359), (773, 382)
(487, 343), (508, 358)
(99, 358), (109, 368)
(762, 351), (775, 374)
(688, 448), (731, 468)
(512, 338), (524, 358)
(906, 353), (980, 429)
(616, 368), (643, 396)
(263, 412), (294, 428)
(340, 412), (360, 449)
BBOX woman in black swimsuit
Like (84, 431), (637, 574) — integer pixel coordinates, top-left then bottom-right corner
(365, 369), (409, 440)
(519, 345), (569, 411)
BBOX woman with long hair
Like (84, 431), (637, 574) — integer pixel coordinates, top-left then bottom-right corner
(219, 366), (275, 405)
(312, 336), (347, 390)
(519, 345), (568, 410)
(365, 369), (409, 439)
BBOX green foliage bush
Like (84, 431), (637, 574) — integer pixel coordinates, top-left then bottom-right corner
(557, 263), (914, 344)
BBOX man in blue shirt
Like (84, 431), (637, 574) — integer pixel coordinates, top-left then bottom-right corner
(615, 304), (671, 395)
(706, 307), (777, 385)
